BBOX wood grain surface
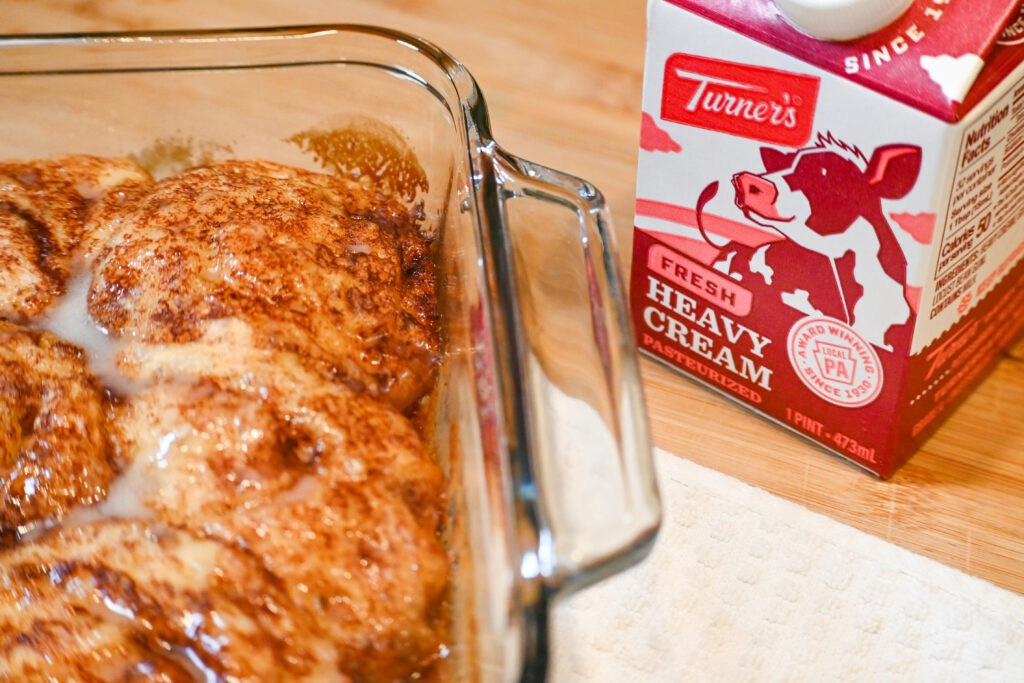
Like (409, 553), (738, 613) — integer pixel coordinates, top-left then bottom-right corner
(5, 0), (1024, 595)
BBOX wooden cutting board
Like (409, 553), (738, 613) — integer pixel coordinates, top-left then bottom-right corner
(7, 0), (1024, 595)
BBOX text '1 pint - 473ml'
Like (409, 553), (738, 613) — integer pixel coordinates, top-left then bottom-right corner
(631, 0), (1024, 476)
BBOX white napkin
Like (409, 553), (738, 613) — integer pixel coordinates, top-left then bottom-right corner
(552, 448), (1024, 681)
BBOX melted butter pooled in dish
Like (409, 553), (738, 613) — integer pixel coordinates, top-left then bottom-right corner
(0, 156), (449, 681)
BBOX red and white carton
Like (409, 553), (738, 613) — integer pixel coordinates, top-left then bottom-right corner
(630, 0), (1024, 476)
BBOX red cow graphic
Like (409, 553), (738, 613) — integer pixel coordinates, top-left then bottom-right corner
(702, 133), (922, 351)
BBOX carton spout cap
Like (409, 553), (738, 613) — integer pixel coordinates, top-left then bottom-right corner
(774, 0), (915, 41)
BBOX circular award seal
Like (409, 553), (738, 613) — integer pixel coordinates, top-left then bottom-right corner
(786, 317), (883, 408)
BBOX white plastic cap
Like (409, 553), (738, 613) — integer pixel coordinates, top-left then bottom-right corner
(774, 0), (915, 41)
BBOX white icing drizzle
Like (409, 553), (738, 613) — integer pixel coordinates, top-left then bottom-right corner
(34, 268), (148, 397)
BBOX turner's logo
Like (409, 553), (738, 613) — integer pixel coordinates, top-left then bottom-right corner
(661, 54), (820, 147)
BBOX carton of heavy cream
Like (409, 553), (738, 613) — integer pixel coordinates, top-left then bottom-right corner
(630, 0), (1024, 475)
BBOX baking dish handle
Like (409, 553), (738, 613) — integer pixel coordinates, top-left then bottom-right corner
(488, 147), (661, 593)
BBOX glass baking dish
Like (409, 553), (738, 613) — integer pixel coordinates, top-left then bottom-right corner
(0, 25), (660, 681)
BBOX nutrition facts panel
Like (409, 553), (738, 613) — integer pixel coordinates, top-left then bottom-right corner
(932, 79), (1024, 319)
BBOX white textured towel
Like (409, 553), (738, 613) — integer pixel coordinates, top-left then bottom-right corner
(552, 448), (1024, 681)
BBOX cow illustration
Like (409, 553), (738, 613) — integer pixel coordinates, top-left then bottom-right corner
(700, 133), (922, 351)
